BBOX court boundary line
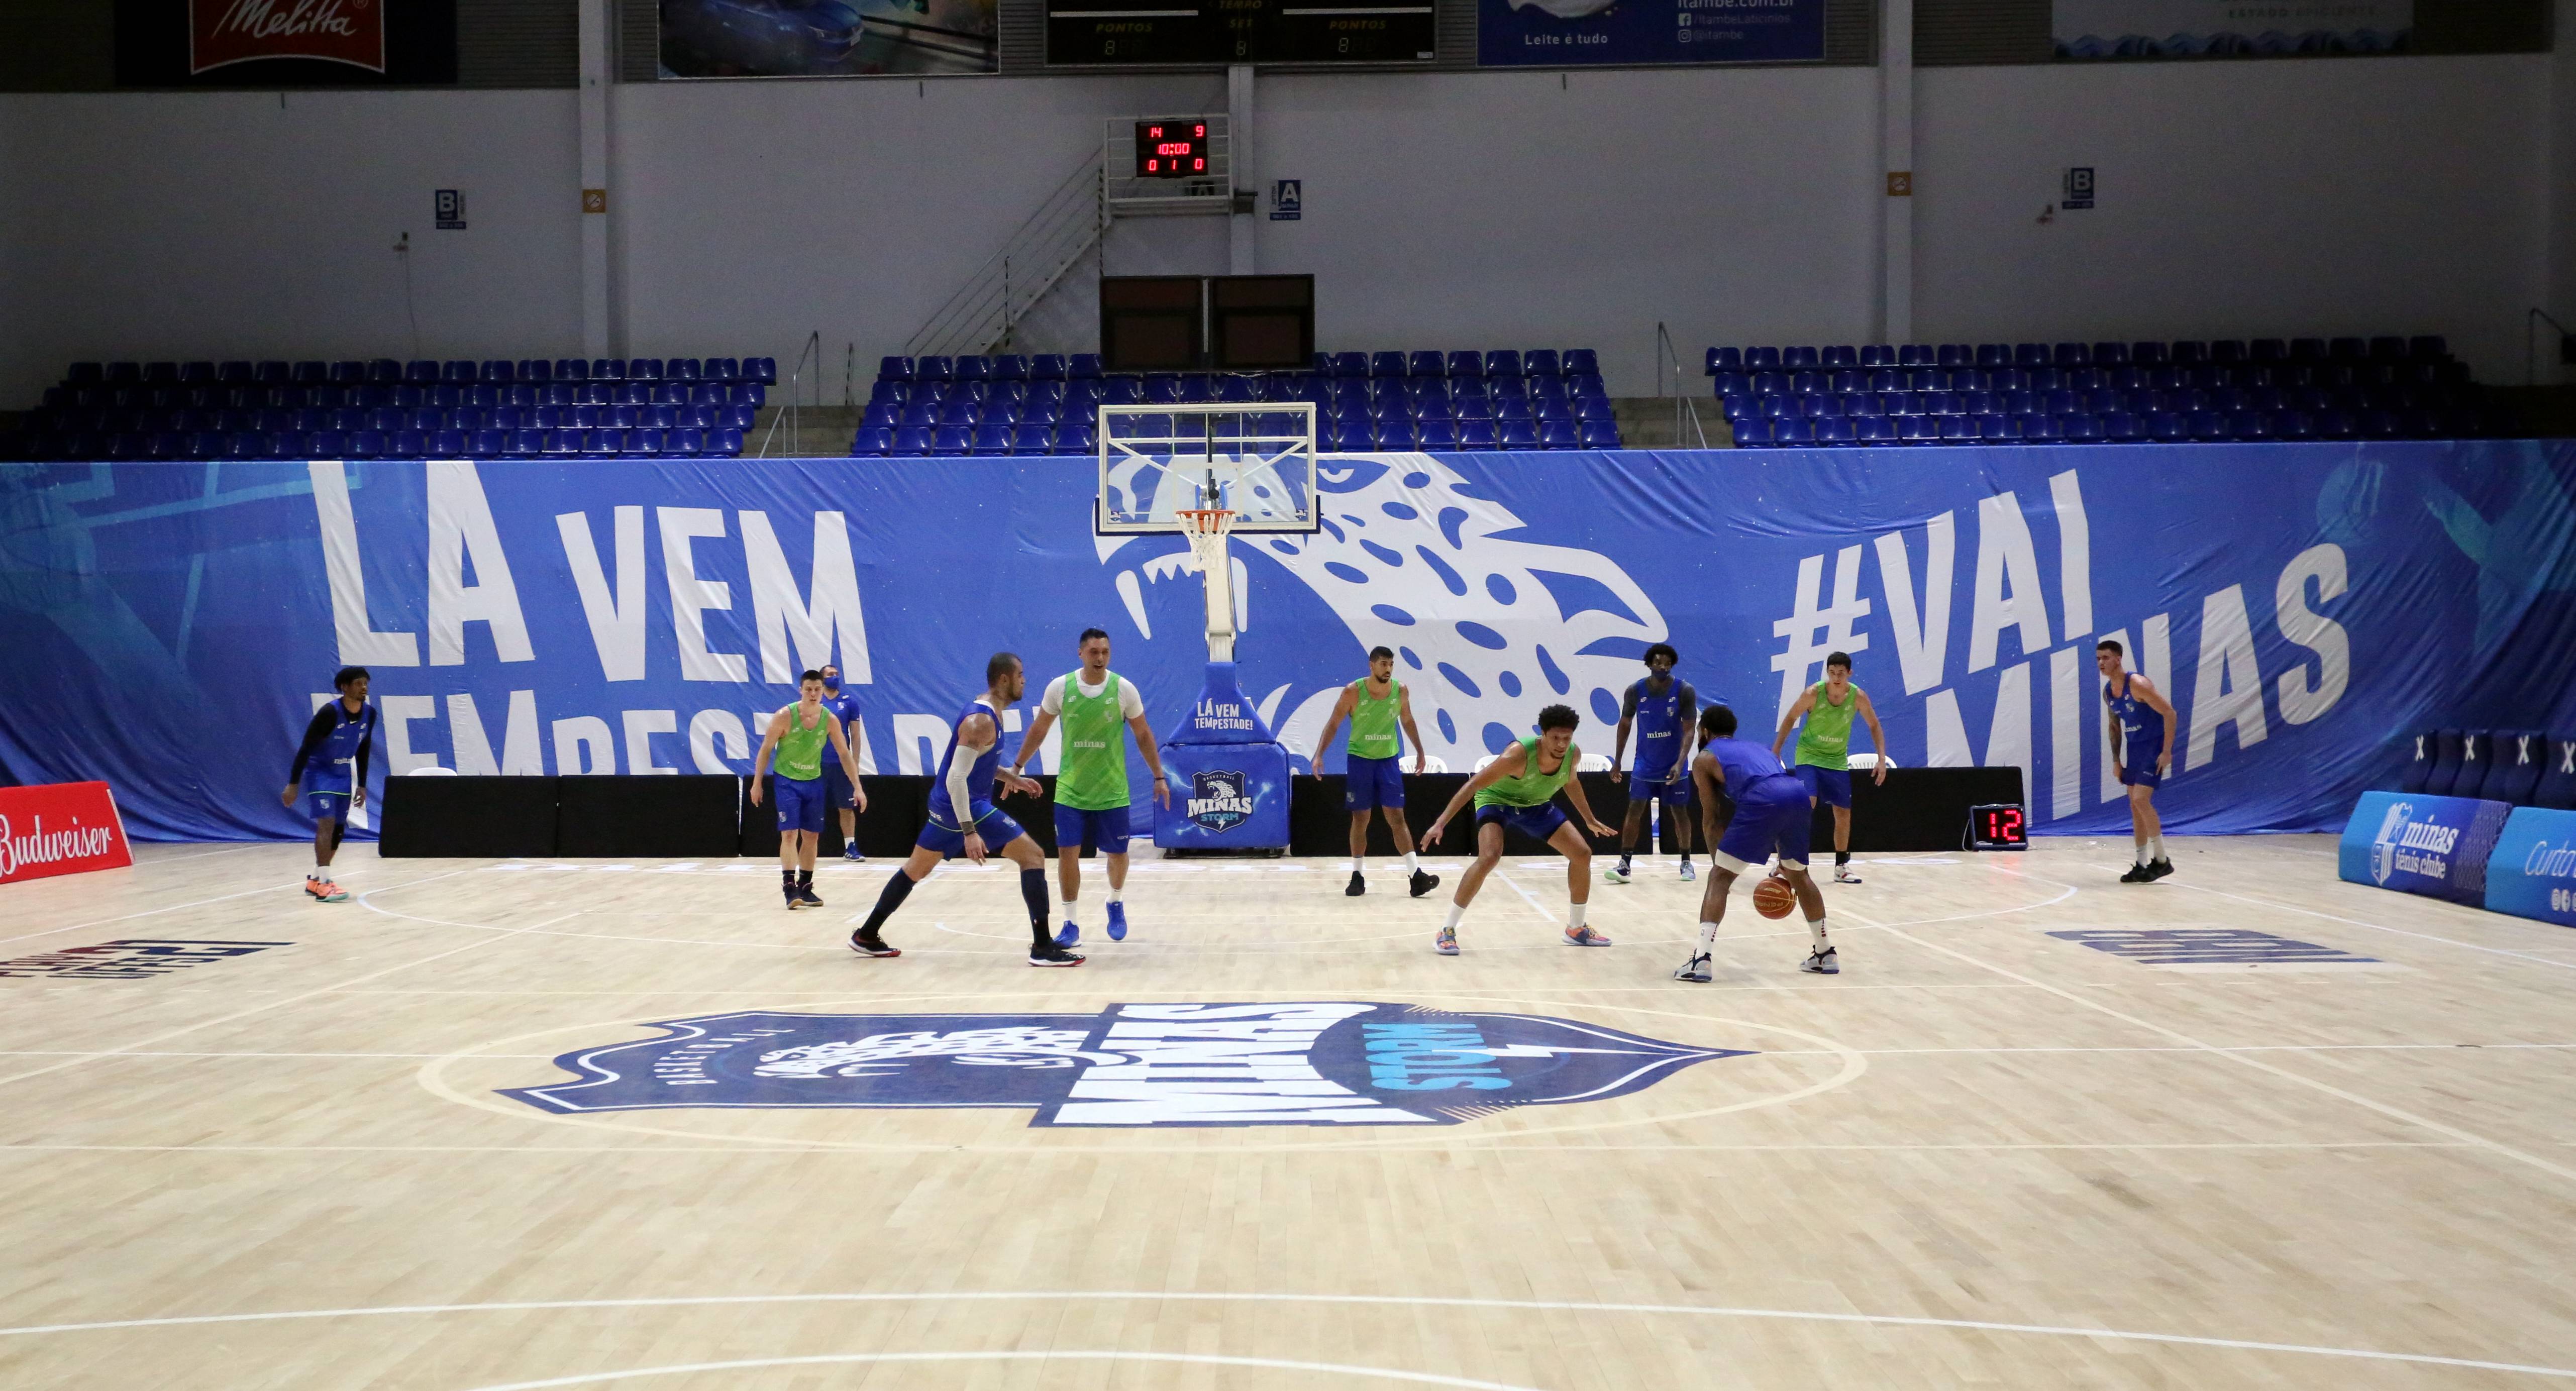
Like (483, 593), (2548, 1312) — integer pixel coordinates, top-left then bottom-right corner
(459, 1350), (1545, 1391)
(1852, 880), (2576, 1189)
(2156, 878), (2576, 973)
(2, 1289), (2569, 1379)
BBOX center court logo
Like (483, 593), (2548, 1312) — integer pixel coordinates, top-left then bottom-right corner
(501, 1002), (1752, 1127)
(1186, 770), (1254, 831)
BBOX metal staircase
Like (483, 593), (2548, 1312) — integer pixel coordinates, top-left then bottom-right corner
(904, 155), (1107, 362)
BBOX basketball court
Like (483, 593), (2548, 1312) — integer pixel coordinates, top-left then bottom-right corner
(5, 834), (2574, 1388)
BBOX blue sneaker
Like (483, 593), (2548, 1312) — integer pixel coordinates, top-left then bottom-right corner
(1055, 919), (1080, 947)
(1106, 902), (1128, 941)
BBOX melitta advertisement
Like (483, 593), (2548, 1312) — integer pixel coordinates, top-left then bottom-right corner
(1479, 0), (1822, 68)
(2337, 790), (2512, 905)
(2053, 1), (2411, 60)
(2483, 807), (2576, 929)
(0, 783), (135, 886)
(114, 0), (456, 86)
(2, 444), (2572, 842)
(659, 0), (997, 77)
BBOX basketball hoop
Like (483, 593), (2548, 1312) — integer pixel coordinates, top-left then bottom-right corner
(1176, 507), (1235, 571)
(1176, 507), (1239, 663)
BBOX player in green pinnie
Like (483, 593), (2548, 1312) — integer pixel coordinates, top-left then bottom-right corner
(1010, 627), (1171, 946)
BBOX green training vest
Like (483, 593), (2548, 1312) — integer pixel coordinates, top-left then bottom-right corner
(1794, 681), (1861, 768)
(774, 703), (829, 781)
(1055, 670), (1130, 811)
(1348, 679), (1401, 760)
(1475, 735), (1575, 809)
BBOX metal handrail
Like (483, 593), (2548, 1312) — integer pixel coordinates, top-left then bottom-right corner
(905, 155), (1106, 361)
(755, 330), (821, 458)
(1655, 322), (1711, 449)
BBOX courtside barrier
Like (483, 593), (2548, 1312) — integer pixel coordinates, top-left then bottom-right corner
(2336, 790), (2514, 906)
(2482, 806), (2576, 928)
(0, 781), (133, 885)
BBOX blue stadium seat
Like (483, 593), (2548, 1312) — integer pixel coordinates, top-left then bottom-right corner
(849, 426), (893, 456)
(1483, 351), (1521, 378)
(891, 425), (934, 455)
(1561, 349), (1599, 375)
(992, 355), (1029, 381)
(1494, 419), (1536, 450)
(1523, 349), (1562, 377)
(2536, 735), (2576, 810)
(712, 427), (745, 456)
(1366, 352), (1404, 378)
(585, 429), (623, 457)
(1409, 419), (1453, 449)
(927, 424), (969, 454)
(1816, 346), (1854, 370)
(467, 430), (502, 458)
(1937, 345), (1971, 369)
(1008, 424), (1055, 454)
(1975, 345), (2008, 369)
(947, 357), (986, 384)
(1743, 347), (1780, 370)
(1441, 351), (1481, 378)
(1579, 421), (1621, 448)
(1403, 351), (1442, 377)
(1816, 417), (1858, 445)
(1780, 347), (1818, 371)
(1774, 418), (1817, 447)
(1536, 420), (1579, 449)
(621, 428), (661, 457)
(1732, 418), (1774, 448)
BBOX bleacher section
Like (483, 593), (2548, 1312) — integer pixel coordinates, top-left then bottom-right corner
(855, 350), (1621, 456)
(1711, 336), (2495, 447)
(0, 356), (779, 461)
(2401, 729), (2576, 810)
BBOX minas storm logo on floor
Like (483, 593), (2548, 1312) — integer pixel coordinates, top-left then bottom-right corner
(502, 1002), (1751, 1126)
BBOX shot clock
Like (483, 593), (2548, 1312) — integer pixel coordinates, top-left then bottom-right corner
(1968, 803), (2029, 851)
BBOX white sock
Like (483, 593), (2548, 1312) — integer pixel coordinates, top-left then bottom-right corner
(2134, 842), (2151, 867)
(1696, 921), (1718, 951)
(1568, 901), (1588, 929)
(1442, 903), (1465, 930)
(1403, 850), (1418, 873)
(1063, 891), (1078, 923)
(309, 866), (323, 878)
(2149, 835), (2165, 861)
(1107, 887), (1121, 905)
(1351, 855), (1364, 874)
(1810, 916), (1830, 947)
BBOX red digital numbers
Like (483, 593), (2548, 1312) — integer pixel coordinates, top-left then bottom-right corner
(1135, 119), (1209, 179)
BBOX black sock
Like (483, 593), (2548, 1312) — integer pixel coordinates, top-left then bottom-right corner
(1021, 867), (1052, 947)
(781, 869), (796, 891)
(797, 868), (813, 887)
(859, 871), (916, 935)
(1835, 851), (1850, 867)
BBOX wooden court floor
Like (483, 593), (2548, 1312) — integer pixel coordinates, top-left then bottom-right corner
(4, 836), (2575, 1389)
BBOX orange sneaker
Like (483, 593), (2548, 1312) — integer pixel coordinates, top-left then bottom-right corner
(305, 878), (348, 903)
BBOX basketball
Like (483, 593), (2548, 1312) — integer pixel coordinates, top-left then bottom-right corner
(1753, 873), (1797, 918)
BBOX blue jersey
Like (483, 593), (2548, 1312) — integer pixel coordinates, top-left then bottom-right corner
(818, 690), (861, 738)
(2107, 676), (2166, 769)
(1702, 737), (1801, 801)
(927, 697), (1003, 825)
(292, 700), (377, 787)
(1623, 677), (1697, 779)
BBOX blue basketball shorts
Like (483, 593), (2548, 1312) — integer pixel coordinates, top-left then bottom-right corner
(303, 773), (353, 824)
(2119, 759), (2164, 790)
(917, 806), (1028, 859)
(1345, 754), (1406, 812)
(1053, 802), (1132, 855)
(773, 775), (827, 834)
(1475, 801), (1569, 844)
(1714, 776), (1812, 874)
(822, 760), (859, 812)
(1626, 766), (1692, 807)
(1794, 763), (1852, 808)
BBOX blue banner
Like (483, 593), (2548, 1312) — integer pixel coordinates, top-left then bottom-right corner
(2337, 790), (2513, 905)
(4, 443), (2573, 843)
(2483, 806), (2576, 929)
(1478, 0), (1822, 68)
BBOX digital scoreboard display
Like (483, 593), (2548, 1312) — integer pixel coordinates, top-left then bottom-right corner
(1135, 120), (1209, 178)
(1968, 803), (2029, 851)
(1049, 0), (1433, 65)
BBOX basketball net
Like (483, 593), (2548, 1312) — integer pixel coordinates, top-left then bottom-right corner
(1177, 507), (1238, 662)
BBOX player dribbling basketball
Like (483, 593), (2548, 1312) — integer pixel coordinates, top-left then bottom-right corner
(1673, 704), (1836, 982)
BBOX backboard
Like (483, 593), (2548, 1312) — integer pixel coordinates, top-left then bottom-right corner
(1094, 402), (1319, 535)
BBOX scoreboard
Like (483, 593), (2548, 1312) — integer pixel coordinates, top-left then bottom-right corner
(1048, 0), (1433, 65)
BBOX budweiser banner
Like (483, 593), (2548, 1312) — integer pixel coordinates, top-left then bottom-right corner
(116, 0), (454, 86)
(0, 783), (135, 887)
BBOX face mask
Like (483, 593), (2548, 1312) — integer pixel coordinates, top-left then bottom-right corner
(822, 677), (840, 694)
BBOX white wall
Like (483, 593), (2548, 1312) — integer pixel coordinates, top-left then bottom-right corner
(1916, 55), (2552, 380)
(1254, 67), (1883, 394)
(0, 90), (581, 402)
(0, 52), (2563, 404)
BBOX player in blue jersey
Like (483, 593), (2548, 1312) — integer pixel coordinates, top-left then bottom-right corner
(2099, 638), (2178, 883)
(816, 663), (868, 862)
(1671, 704), (1837, 982)
(846, 652), (1080, 966)
(280, 666), (377, 903)
(1605, 644), (1700, 884)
